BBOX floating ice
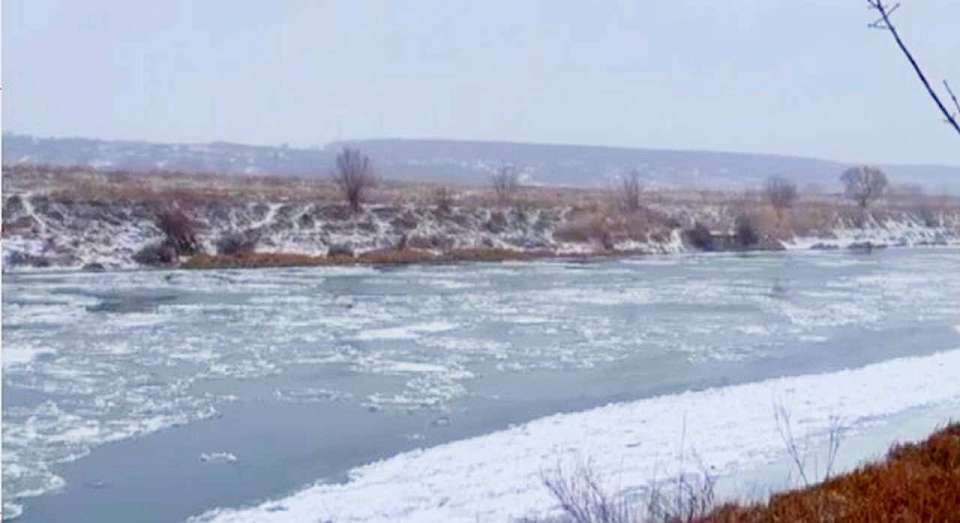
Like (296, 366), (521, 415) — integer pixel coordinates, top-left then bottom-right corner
(4, 249), (960, 520)
(192, 349), (960, 523)
(200, 452), (239, 464)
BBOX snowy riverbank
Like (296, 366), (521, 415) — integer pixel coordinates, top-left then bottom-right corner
(192, 348), (960, 523)
(3, 192), (958, 272)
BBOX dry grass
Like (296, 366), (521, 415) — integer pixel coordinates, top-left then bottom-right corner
(181, 247), (549, 270)
(554, 206), (678, 247)
(6, 164), (960, 248)
(532, 423), (959, 523)
(702, 422), (960, 522)
(183, 252), (330, 269)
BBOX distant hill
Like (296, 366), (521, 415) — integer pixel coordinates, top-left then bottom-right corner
(2, 133), (332, 177)
(4, 133), (959, 192)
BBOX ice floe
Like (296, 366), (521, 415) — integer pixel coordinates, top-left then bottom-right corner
(192, 349), (960, 523)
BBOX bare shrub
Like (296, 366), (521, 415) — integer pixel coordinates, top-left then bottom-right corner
(764, 176), (798, 223)
(156, 209), (201, 255)
(916, 203), (940, 227)
(133, 242), (178, 266)
(788, 203), (836, 237)
(840, 166), (888, 211)
(216, 230), (259, 256)
(617, 170), (644, 213)
(540, 459), (638, 523)
(554, 214), (609, 244)
(734, 214), (760, 247)
(889, 185), (942, 227)
(684, 222), (714, 251)
(622, 207), (676, 242)
(646, 464), (717, 523)
(332, 148), (378, 213)
(539, 450), (716, 523)
(774, 404), (844, 487)
(433, 186), (455, 214)
(491, 165), (520, 205)
(624, 214), (654, 242)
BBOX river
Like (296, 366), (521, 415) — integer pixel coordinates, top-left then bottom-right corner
(3, 248), (959, 521)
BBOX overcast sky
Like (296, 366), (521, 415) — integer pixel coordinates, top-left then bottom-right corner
(3, 1), (959, 164)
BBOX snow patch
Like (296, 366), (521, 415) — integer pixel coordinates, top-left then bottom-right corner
(200, 452), (238, 464)
(354, 321), (460, 341)
(192, 349), (960, 523)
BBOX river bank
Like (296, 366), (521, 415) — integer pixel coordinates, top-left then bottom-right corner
(4, 167), (959, 272)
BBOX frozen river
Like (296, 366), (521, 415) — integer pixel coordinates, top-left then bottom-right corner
(3, 249), (960, 521)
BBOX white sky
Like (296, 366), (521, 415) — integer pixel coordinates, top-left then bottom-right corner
(3, 0), (959, 164)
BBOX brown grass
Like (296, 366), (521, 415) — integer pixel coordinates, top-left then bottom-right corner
(6, 164), (960, 247)
(554, 206), (678, 247)
(701, 422), (960, 522)
(181, 247), (550, 270)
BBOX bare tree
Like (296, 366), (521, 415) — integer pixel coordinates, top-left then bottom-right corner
(764, 176), (798, 223)
(332, 147), (377, 213)
(617, 170), (644, 213)
(491, 165), (520, 205)
(867, 1), (960, 137)
(841, 166), (888, 211)
(433, 186), (455, 214)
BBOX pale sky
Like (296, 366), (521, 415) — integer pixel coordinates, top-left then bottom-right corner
(3, 0), (959, 164)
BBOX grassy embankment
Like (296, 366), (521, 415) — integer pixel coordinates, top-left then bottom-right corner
(701, 422), (960, 522)
(5, 164), (960, 270)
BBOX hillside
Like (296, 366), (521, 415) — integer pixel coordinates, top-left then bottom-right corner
(5, 133), (960, 192)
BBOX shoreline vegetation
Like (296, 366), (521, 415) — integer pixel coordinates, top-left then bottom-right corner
(4, 164), (959, 272)
(181, 247), (551, 269)
(697, 422), (960, 521)
(705, 425), (960, 521)
(538, 422), (960, 523)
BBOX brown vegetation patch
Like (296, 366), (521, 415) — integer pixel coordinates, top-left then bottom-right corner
(181, 247), (547, 270)
(701, 423), (960, 522)
(440, 247), (546, 263)
(182, 252), (331, 269)
(554, 207), (676, 246)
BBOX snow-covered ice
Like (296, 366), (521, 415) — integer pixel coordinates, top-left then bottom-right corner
(3, 248), (959, 520)
(192, 349), (960, 523)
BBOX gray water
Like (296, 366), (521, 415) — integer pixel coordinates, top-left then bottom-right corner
(3, 249), (959, 521)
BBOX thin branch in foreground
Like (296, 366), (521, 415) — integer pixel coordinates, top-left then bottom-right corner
(774, 404), (810, 487)
(867, 0), (960, 137)
(824, 416), (844, 480)
(944, 80), (960, 118)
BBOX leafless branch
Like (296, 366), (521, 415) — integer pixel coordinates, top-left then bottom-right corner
(491, 165), (520, 205)
(944, 80), (960, 119)
(540, 458), (636, 523)
(616, 170), (644, 213)
(332, 147), (378, 213)
(764, 176), (798, 223)
(866, 1), (960, 137)
(824, 416), (844, 480)
(841, 165), (888, 212)
(774, 403), (846, 487)
(774, 404), (810, 487)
